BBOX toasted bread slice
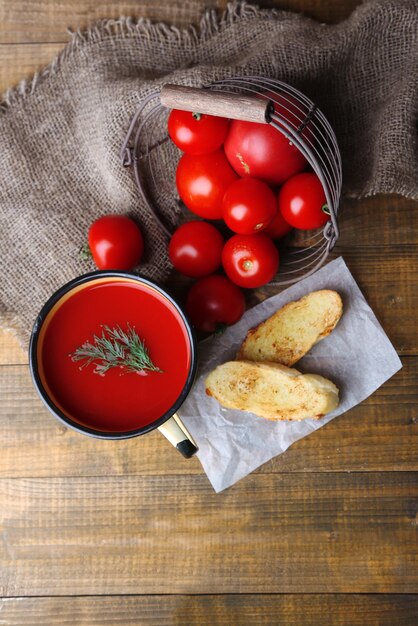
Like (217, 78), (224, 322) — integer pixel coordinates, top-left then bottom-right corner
(237, 290), (342, 366)
(205, 360), (339, 421)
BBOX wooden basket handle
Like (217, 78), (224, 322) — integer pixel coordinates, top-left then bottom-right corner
(160, 84), (271, 124)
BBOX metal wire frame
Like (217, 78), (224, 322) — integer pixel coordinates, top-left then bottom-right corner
(121, 77), (342, 285)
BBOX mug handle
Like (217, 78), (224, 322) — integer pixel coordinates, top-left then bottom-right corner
(158, 413), (198, 458)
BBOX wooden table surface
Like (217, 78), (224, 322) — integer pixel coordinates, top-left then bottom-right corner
(0, 1), (417, 624)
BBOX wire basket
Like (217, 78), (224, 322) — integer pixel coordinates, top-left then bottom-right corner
(121, 77), (342, 285)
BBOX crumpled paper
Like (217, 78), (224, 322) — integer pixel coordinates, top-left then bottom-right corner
(178, 257), (402, 492)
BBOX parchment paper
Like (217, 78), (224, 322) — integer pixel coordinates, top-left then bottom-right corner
(178, 257), (402, 492)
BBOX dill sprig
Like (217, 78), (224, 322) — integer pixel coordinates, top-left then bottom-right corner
(69, 324), (163, 376)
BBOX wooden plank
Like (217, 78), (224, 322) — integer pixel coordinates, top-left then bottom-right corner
(0, 43), (63, 95)
(218, 0), (363, 24)
(267, 356), (418, 472)
(290, 196), (418, 248)
(0, 356), (416, 478)
(0, 330), (27, 365)
(338, 196), (418, 246)
(0, 1), (214, 44)
(1, 594), (418, 625)
(1, 472), (417, 595)
(0, 3), (404, 102)
(330, 246), (417, 355)
(0, 362), (201, 478)
(0, 0), (363, 47)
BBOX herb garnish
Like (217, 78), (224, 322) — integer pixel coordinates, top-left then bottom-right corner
(70, 324), (163, 376)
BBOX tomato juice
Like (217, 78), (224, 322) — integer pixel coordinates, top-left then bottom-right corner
(35, 277), (192, 433)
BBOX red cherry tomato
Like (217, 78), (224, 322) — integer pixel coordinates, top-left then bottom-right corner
(185, 275), (245, 332)
(224, 105), (308, 185)
(262, 91), (315, 146)
(264, 203), (292, 239)
(168, 110), (229, 155)
(222, 234), (279, 288)
(176, 149), (238, 220)
(222, 177), (277, 235)
(88, 215), (144, 270)
(169, 221), (224, 278)
(279, 172), (329, 230)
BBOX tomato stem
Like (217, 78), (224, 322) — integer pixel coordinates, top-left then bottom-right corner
(321, 204), (331, 215)
(79, 243), (92, 261)
(242, 260), (253, 272)
(192, 112), (202, 121)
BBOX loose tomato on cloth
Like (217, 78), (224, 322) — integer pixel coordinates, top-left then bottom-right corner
(169, 221), (224, 278)
(185, 275), (245, 332)
(168, 109), (229, 155)
(222, 177), (277, 234)
(176, 149), (238, 219)
(88, 215), (144, 270)
(222, 233), (279, 288)
(279, 172), (329, 230)
(264, 203), (292, 239)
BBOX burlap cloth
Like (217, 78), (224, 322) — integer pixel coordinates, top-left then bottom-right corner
(0, 0), (417, 348)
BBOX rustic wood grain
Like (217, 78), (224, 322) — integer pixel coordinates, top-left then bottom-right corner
(1, 472), (417, 595)
(161, 83), (270, 123)
(0, 43), (63, 94)
(0, 0), (416, 620)
(0, 0), (370, 96)
(0, 331), (26, 365)
(1, 594), (418, 625)
(329, 246), (417, 355)
(217, 0), (363, 24)
(0, 1), (215, 44)
(0, 0), (364, 46)
(0, 358), (416, 478)
(338, 196), (418, 246)
(289, 195), (418, 248)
